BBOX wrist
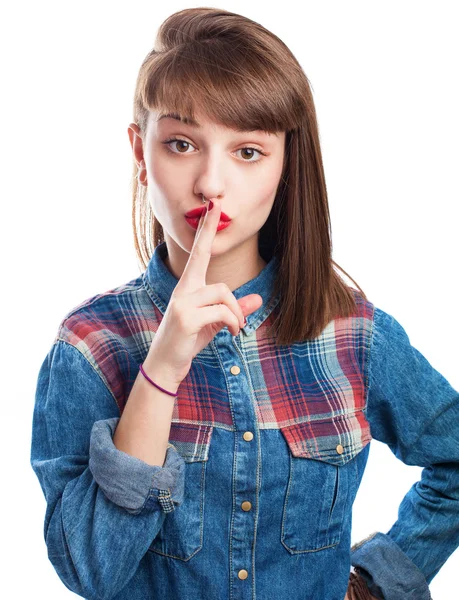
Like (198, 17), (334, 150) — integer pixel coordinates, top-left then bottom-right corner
(141, 357), (181, 394)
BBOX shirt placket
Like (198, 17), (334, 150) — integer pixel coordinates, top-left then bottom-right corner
(215, 329), (260, 600)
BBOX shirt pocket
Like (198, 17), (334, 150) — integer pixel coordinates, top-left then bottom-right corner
(148, 421), (213, 561)
(279, 413), (371, 553)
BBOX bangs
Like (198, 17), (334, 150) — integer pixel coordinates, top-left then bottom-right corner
(136, 38), (300, 135)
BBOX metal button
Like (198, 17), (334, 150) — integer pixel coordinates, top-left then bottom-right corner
(336, 444), (344, 455)
(241, 501), (252, 511)
(238, 569), (249, 580)
(243, 431), (254, 441)
(230, 365), (241, 375)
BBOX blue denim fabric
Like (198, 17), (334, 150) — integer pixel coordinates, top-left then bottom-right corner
(30, 242), (459, 599)
(31, 339), (188, 599)
(350, 307), (459, 600)
(90, 418), (185, 515)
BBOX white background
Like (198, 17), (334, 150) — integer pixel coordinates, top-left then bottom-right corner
(2, 0), (458, 598)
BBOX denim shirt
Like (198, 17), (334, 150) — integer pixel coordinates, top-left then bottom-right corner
(30, 241), (459, 600)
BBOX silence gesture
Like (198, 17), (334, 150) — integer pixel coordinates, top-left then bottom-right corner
(147, 198), (263, 390)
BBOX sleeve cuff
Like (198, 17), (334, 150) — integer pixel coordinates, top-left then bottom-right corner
(350, 532), (432, 600)
(89, 417), (185, 515)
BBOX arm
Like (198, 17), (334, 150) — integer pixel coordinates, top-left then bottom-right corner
(30, 339), (185, 600)
(350, 306), (459, 600)
(112, 346), (180, 468)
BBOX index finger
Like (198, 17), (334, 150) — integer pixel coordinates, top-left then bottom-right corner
(180, 198), (222, 288)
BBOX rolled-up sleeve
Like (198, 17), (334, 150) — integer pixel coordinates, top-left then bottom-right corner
(350, 306), (459, 600)
(89, 417), (185, 514)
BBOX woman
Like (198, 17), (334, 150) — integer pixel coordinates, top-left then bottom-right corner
(30, 7), (458, 599)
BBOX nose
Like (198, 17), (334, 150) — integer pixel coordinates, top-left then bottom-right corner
(193, 153), (227, 202)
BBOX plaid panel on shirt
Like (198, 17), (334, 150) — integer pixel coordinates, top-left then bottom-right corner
(56, 274), (374, 465)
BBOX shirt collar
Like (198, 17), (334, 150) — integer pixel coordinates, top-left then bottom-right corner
(142, 241), (280, 335)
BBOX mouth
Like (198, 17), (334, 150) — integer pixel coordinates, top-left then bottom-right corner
(185, 214), (232, 232)
(184, 206), (232, 221)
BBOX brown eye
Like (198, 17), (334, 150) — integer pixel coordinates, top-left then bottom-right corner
(235, 147), (266, 164)
(175, 140), (190, 153)
(240, 148), (255, 160)
(162, 137), (266, 165)
(161, 137), (195, 154)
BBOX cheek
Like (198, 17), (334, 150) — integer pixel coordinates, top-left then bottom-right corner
(149, 154), (177, 194)
(147, 157), (188, 216)
(145, 160), (175, 224)
(257, 173), (281, 212)
(237, 186), (277, 234)
(245, 167), (283, 227)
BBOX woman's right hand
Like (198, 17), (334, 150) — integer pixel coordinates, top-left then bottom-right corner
(146, 197), (264, 388)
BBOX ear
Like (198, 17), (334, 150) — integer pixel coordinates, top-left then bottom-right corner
(127, 123), (145, 169)
(128, 123), (147, 186)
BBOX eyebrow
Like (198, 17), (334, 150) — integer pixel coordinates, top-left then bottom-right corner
(157, 112), (202, 128)
(157, 111), (275, 137)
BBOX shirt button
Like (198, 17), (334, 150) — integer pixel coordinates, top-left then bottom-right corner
(241, 501), (252, 511)
(238, 569), (249, 580)
(243, 431), (254, 441)
(230, 365), (241, 375)
(336, 444), (344, 454)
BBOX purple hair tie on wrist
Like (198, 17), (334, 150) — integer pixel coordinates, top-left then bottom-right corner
(138, 363), (178, 397)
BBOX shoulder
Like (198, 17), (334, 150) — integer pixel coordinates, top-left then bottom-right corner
(346, 292), (405, 357)
(369, 304), (406, 350)
(56, 275), (145, 342)
(332, 287), (376, 342)
(342, 289), (400, 342)
(53, 273), (159, 412)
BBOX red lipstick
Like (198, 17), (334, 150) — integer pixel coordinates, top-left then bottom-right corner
(184, 206), (232, 232)
(185, 207), (231, 221)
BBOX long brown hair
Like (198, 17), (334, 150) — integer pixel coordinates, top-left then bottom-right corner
(130, 7), (367, 344)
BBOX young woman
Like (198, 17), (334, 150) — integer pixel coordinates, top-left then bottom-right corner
(30, 7), (458, 600)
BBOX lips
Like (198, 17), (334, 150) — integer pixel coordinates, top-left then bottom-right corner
(184, 206), (231, 221)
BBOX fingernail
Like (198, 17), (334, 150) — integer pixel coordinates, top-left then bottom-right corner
(208, 200), (214, 211)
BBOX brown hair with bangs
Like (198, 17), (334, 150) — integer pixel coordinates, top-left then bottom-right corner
(130, 7), (367, 344)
